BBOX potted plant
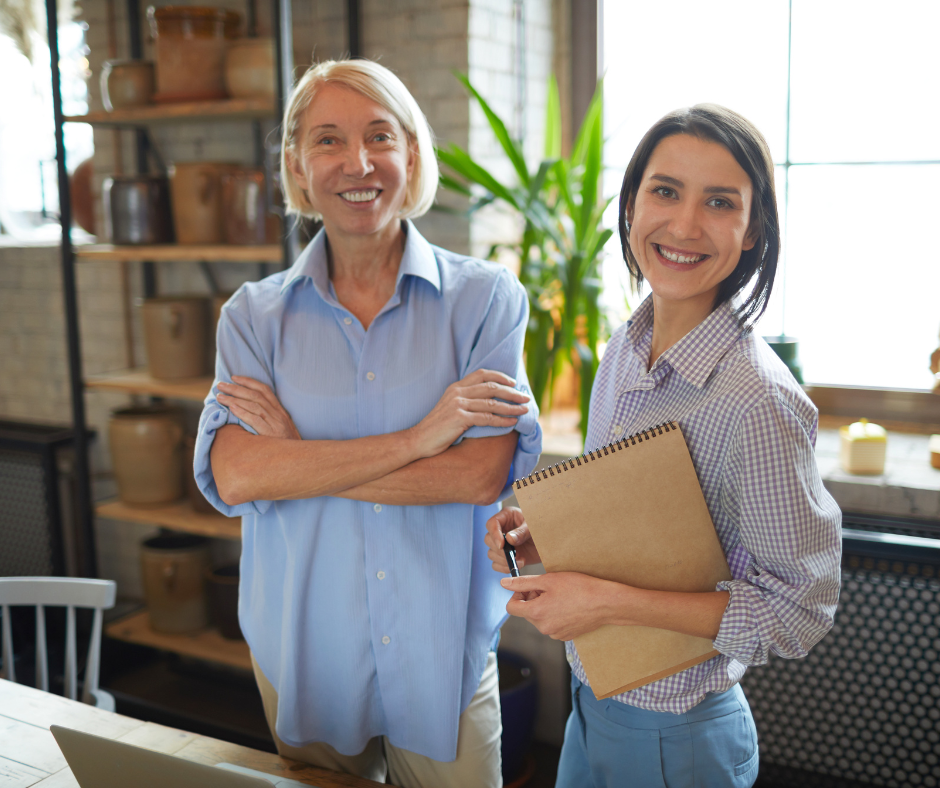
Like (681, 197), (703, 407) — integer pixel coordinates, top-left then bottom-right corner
(438, 73), (616, 440)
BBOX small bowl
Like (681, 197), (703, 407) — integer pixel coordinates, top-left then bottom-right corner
(101, 59), (155, 111)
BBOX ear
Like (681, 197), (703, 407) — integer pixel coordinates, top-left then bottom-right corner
(624, 195), (635, 228)
(285, 151), (310, 206)
(742, 222), (759, 252)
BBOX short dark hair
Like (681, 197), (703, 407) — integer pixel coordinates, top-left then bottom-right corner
(618, 104), (780, 328)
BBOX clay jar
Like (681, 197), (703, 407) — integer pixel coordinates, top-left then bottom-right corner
(224, 38), (274, 100)
(140, 534), (210, 633)
(221, 168), (266, 245)
(148, 6), (240, 102)
(109, 406), (185, 506)
(141, 296), (209, 380)
(168, 162), (237, 244)
(100, 60), (155, 110)
(103, 175), (173, 244)
(206, 563), (243, 639)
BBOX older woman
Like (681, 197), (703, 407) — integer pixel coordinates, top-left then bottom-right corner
(194, 59), (541, 788)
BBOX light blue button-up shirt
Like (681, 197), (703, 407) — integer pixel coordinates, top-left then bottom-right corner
(194, 221), (541, 761)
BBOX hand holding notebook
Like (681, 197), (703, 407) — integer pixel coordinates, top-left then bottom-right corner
(500, 422), (731, 699)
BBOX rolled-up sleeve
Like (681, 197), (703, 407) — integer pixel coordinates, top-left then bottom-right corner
(712, 394), (842, 665)
(194, 288), (274, 517)
(458, 269), (542, 488)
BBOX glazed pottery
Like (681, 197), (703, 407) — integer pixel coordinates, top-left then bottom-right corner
(148, 6), (240, 102)
(168, 162), (237, 244)
(109, 405), (185, 506)
(141, 296), (209, 380)
(100, 59), (155, 110)
(140, 534), (210, 633)
(221, 168), (267, 244)
(224, 38), (274, 100)
(206, 563), (243, 639)
(70, 157), (96, 235)
(102, 175), (173, 244)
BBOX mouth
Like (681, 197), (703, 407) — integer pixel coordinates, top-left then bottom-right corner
(653, 243), (710, 266)
(339, 189), (380, 204)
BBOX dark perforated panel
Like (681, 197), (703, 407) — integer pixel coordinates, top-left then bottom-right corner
(0, 449), (56, 576)
(742, 558), (940, 788)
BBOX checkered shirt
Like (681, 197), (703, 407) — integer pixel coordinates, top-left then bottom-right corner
(566, 295), (842, 713)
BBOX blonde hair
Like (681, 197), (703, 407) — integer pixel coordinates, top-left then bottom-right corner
(280, 59), (439, 220)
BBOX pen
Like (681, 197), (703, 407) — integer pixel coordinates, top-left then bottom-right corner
(503, 540), (520, 577)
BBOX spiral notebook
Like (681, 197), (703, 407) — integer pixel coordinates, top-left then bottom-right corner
(513, 422), (731, 699)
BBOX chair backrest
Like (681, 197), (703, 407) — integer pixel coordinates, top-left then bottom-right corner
(0, 577), (117, 706)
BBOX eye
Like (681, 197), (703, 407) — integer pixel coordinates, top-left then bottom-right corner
(706, 196), (735, 209)
(373, 132), (392, 142)
(651, 185), (677, 199)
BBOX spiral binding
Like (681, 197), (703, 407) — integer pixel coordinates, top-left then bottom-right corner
(513, 422), (677, 490)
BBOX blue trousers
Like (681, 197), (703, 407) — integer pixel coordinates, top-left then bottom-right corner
(556, 674), (759, 788)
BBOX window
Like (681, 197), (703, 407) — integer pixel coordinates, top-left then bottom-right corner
(0, 20), (93, 240)
(602, 0), (940, 390)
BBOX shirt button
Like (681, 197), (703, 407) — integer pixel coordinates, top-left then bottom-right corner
(344, 317), (352, 325)
(366, 372), (376, 381)
(566, 652), (575, 664)
(376, 570), (386, 580)
(612, 424), (622, 434)
(381, 635), (391, 645)
(374, 503), (382, 513)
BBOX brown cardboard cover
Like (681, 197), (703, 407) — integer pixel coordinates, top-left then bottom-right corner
(513, 424), (731, 698)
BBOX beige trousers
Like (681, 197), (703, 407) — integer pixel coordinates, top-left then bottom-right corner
(251, 652), (503, 788)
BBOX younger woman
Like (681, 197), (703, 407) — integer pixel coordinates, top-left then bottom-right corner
(487, 104), (842, 788)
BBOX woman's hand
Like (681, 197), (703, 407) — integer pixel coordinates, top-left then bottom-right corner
(485, 507), (542, 572)
(409, 369), (530, 458)
(216, 376), (302, 440)
(500, 572), (622, 641)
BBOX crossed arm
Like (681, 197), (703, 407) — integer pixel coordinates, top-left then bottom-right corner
(211, 369), (526, 508)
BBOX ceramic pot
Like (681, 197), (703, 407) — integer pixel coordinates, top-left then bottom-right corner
(70, 157), (96, 235)
(140, 534), (210, 633)
(221, 168), (266, 245)
(224, 38), (274, 100)
(109, 406), (185, 506)
(142, 296), (209, 380)
(103, 175), (173, 244)
(100, 59), (154, 110)
(183, 435), (216, 514)
(206, 563), (243, 640)
(168, 162), (237, 244)
(148, 6), (240, 102)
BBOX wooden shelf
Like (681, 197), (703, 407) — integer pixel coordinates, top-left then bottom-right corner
(75, 243), (283, 263)
(65, 97), (276, 126)
(96, 498), (240, 540)
(85, 368), (212, 401)
(106, 609), (251, 671)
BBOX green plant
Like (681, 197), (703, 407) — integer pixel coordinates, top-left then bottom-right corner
(437, 73), (615, 440)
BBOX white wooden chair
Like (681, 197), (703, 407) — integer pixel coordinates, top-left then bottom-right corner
(0, 577), (117, 711)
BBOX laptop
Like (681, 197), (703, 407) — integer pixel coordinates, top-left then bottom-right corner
(50, 725), (320, 788)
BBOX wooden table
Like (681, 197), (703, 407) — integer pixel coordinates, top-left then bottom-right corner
(0, 679), (384, 787)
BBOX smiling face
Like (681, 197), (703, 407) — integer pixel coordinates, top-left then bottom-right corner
(287, 82), (415, 243)
(627, 133), (757, 321)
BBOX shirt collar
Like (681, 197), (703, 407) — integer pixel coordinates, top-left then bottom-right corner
(279, 219), (442, 299)
(625, 295), (744, 389)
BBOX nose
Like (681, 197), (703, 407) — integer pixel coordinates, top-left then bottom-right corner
(667, 200), (703, 241)
(342, 141), (373, 178)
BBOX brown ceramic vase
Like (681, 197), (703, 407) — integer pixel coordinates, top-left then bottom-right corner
(140, 534), (210, 633)
(109, 406), (185, 506)
(141, 296), (209, 380)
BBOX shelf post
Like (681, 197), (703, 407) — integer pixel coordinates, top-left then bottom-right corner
(272, 0), (298, 268)
(45, 0), (98, 578)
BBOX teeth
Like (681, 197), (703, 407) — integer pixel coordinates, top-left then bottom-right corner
(341, 190), (378, 203)
(658, 245), (706, 264)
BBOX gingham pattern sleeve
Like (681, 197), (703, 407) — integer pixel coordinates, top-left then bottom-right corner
(712, 393), (843, 665)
